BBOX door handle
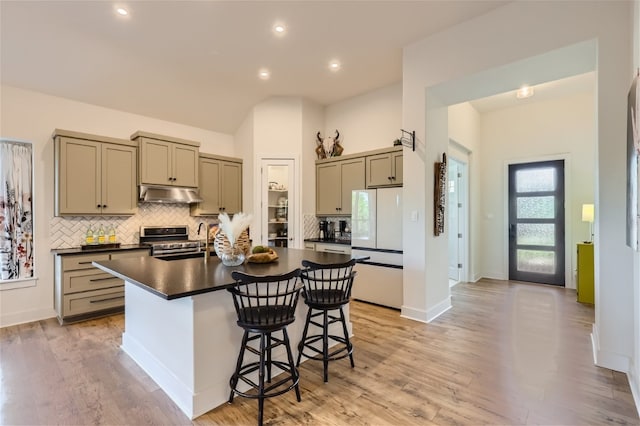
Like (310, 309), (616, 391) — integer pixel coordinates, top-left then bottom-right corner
(509, 224), (516, 239)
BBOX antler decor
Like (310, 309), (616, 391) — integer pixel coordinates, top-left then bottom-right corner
(315, 130), (343, 159)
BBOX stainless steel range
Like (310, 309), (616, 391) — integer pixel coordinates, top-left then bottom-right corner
(140, 225), (204, 257)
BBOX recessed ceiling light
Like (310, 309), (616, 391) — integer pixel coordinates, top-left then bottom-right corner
(329, 60), (341, 72)
(116, 7), (128, 16)
(516, 86), (534, 99)
(258, 69), (271, 80)
(273, 24), (286, 35)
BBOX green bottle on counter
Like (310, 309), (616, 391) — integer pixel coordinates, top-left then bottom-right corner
(85, 225), (95, 245)
(98, 225), (106, 244)
(108, 225), (116, 243)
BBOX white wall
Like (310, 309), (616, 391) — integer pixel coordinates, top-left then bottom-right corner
(448, 102), (481, 282)
(324, 82), (402, 154)
(478, 91), (596, 286)
(402, 1), (633, 377)
(234, 109), (255, 219)
(301, 99), (324, 217)
(0, 85), (235, 327)
(250, 97), (304, 247)
(630, 0), (640, 414)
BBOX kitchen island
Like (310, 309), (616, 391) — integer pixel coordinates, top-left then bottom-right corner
(93, 248), (357, 420)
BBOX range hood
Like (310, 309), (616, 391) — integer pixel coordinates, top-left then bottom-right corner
(139, 185), (203, 204)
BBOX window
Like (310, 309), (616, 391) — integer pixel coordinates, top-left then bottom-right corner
(0, 139), (34, 281)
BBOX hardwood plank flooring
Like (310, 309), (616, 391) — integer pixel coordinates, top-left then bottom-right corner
(1, 279), (638, 425)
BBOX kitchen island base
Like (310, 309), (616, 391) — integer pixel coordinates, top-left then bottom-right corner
(121, 280), (351, 420)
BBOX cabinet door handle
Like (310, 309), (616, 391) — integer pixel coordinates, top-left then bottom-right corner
(103, 205), (107, 208)
(90, 296), (124, 304)
(388, 176), (392, 181)
(89, 277), (119, 282)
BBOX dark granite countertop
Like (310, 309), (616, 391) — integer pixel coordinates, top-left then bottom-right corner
(304, 238), (351, 246)
(93, 247), (365, 300)
(51, 244), (150, 255)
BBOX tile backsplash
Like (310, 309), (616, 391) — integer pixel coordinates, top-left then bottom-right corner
(304, 214), (351, 240)
(51, 206), (352, 249)
(50, 203), (218, 249)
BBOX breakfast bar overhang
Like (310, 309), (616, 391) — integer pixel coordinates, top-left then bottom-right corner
(93, 248), (357, 420)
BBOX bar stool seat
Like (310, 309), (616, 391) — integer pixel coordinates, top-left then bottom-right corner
(227, 269), (302, 426)
(296, 259), (357, 382)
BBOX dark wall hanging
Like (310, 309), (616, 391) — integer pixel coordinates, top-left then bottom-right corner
(434, 153), (447, 236)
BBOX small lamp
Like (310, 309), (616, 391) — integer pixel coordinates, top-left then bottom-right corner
(582, 203), (594, 243)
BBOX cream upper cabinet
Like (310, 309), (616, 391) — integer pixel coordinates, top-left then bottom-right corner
(191, 154), (243, 216)
(316, 157), (365, 216)
(133, 131), (200, 188)
(54, 130), (137, 216)
(366, 149), (403, 188)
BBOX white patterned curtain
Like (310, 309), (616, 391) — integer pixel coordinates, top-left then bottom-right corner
(0, 140), (33, 280)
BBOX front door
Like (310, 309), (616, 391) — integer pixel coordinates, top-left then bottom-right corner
(508, 160), (565, 286)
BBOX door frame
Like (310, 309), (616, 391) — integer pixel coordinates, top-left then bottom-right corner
(447, 155), (469, 284)
(255, 155), (301, 249)
(502, 154), (572, 287)
(448, 139), (471, 284)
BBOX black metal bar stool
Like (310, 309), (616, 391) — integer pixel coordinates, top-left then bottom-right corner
(227, 269), (303, 426)
(296, 259), (357, 382)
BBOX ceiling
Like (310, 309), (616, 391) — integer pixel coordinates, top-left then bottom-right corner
(469, 71), (596, 113)
(0, 1), (509, 134)
(468, 72), (596, 113)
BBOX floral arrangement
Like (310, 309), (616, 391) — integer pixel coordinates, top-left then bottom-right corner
(217, 212), (252, 247)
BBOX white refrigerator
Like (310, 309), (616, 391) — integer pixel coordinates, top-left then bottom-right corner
(351, 188), (403, 309)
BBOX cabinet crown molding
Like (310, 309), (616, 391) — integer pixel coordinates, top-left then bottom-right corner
(53, 129), (136, 147)
(130, 131), (201, 147)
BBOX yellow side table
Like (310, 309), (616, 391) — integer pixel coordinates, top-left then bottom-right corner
(577, 243), (594, 304)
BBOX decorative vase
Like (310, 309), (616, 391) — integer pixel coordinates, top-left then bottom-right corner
(214, 229), (250, 265)
(219, 242), (246, 266)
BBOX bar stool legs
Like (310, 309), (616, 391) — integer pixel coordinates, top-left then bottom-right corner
(296, 304), (354, 383)
(229, 328), (301, 426)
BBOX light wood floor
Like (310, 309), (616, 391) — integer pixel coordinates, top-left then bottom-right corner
(1, 279), (638, 425)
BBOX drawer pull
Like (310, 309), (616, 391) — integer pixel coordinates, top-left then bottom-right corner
(90, 296), (124, 304)
(89, 277), (119, 282)
(78, 261), (95, 265)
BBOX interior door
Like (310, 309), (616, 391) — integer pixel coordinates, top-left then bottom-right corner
(448, 159), (462, 281)
(508, 160), (565, 286)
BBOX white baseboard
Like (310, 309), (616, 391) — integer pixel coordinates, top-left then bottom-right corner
(591, 323), (631, 373)
(426, 296), (452, 322)
(400, 305), (428, 323)
(401, 296), (452, 324)
(0, 307), (56, 328)
(628, 366), (640, 418)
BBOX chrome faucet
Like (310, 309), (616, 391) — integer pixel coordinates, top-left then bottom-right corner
(197, 222), (211, 262)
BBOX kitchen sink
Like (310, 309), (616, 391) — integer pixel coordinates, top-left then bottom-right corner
(156, 252), (210, 261)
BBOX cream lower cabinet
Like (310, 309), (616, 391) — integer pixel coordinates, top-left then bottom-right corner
(54, 249), (149, 324)
(366, 149), (403, 188)
(316, 157), (365, 216)
(314, 243), (351, 255)
(133, 131), (200, 188)
(54, 129), (137, 216)
(191, 154), (243, 216)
